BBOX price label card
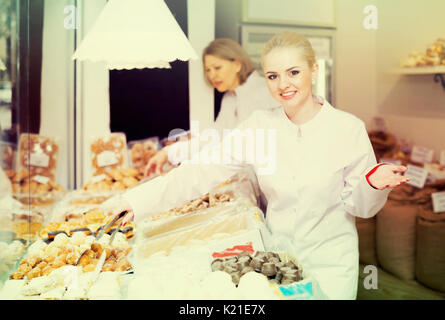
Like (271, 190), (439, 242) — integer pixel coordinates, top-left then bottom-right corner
(379, 158), (402, 166)
(410, 146), (434, 164)
(29, 152), (50, 168)
(32, 175), (50, 184)
(405, 165), (428, 189)
(432, 191), (445, 213)
(440, 150), (445, 166)
(91, 174), (107, 184)
(97, 151), (119, 167)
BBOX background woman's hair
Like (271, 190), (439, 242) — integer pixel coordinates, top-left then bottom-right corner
(261, 31), (316, 68)
(203, 38), (255, 86)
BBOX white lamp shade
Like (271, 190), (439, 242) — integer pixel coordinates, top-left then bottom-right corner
(72, 0), (199, 70)
(0, 58), (6, 71)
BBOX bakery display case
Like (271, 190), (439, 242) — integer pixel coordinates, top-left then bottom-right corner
(0, 170), (323, 300)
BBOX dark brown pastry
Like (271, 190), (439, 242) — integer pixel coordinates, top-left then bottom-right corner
(224, 256), (238, 264)
(224, 264), (238, 274)
(236, 260), (250, 271)
(211, 259), (224, 272)
(284, 261), (298, 270)
(249, 257), (264, 271)
(238, 256), (252, 264)
(275, 262), (285, 271)
(275, 271), (283, 283)
(240, 266), (254, 276)
(284, 269), (299, 277)
(237, 251), (251, 258)
(297, 269), (304, 281)
(282, 273), (298, 283)
(230, 272), (241, 286)
(261, 263), (277, 277)
(266, 252), (279, 260)
(268, 257), (281, 265)
(254, 251), (267, 259)
(278, 266), (292, 274)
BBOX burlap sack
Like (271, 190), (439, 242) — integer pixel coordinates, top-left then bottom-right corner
(376, 199), (418, 280)
(368, 131), (396, 160)
(356, 216), (378, 266)
(416, 204), (445, 293)
(376, 184), (434, 280)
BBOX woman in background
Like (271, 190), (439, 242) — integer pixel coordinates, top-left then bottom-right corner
(144, 38), (279, 176)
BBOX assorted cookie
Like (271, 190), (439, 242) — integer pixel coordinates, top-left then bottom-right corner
(90, 134), (128, 175)
(82, 168), (143, 192)
(8, 169), (66, 205)
(130, 140), (158, 175)
(149, 191), (236, 221)
(211, 251), (303, 286)
(18, 134), (59, 181)
(10, 233), (132, 281)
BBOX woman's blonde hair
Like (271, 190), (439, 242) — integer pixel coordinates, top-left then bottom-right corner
(203, 38), (255, 86)
(261, 31), (316, 69)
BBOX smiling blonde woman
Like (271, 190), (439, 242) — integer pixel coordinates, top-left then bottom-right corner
(110, 32), (409, 299)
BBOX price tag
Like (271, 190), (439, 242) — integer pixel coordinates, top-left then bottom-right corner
(379, 158), (402, 166)
(97, 151), (119, 167)
(90, 174), (107, 184)
(32, 175), (50, 184)
(440, 150), (445, 166)
(405, 165), (428, 189)
(410, 146), (434, 164)
(432, 192), (445, 213)
(29, 152), (50, 167)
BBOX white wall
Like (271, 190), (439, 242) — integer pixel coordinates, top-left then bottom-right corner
(40, 0), (76, 189)
(336, 0), (445, 160)
(335, 0), (377, 127)
(187, 0), (215, 131)
(215, 0), (240, 41)
(375, 0), (445, 160)
(40, 0), (110, 189)
(75, 0), (110, 187)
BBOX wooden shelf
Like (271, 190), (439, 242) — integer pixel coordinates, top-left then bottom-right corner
(392, 66), (445, 75)
(390, 66), (445, 90)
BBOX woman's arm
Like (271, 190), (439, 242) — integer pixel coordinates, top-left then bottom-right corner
(123, 162), (241, 222)
(121, 113), (261, 222)
(340, 122), (393, 219)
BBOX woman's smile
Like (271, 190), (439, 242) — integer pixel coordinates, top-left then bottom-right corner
(280, 90), (298, 100)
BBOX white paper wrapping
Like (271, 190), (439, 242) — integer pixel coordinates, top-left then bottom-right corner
(72, 0), (198, 69)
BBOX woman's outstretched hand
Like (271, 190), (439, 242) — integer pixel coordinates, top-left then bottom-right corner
(144, 148), (168, 178)
(368, 164), (410, 190)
